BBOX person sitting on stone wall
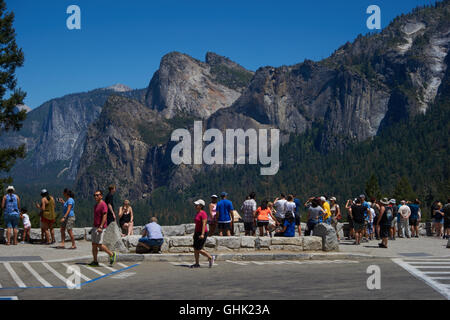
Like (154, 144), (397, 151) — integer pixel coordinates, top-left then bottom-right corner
(138, 217), (164, 253)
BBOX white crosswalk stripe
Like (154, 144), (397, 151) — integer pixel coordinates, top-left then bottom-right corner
(171, 259), (358, 267)
(0, 262), (132, 289)
(62, 263), (91, 282)
(392, 257), (450, 300)
(23, 263), (52, 288)
(3, 263), (26, 288)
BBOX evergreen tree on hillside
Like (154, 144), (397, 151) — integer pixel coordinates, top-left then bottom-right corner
(365, 173), (382, 200)
(393, 176), (417, 201)
(0, 0), (26, 195)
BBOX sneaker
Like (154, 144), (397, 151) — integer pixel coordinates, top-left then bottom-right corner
(209, 256), (215, 268)
(378, 243), (387, 248)
(109, 252), (117, 265)
(88, 261), (99, 267)
(415, 235), (419, 238)
(190, 264), (200, 269)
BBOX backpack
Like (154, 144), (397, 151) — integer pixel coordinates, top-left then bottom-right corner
(385, 206), (393, 223)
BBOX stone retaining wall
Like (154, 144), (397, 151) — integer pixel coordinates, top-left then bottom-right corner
(123, 235), (324, 253)
(0, 221), (431, 245)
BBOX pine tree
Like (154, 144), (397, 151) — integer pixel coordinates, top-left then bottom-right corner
(365, 173), (382, 200)
(0, 0), (26, 195)
(393, 176), (417, 201)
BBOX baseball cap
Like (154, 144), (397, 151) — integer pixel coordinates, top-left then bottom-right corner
(330, 197), (337, 201)
(40, 189), (48, 195)
(211, 195), (218, 198)
(359, 194), (366, 199)
(194, 199), (206, 207)
(221, 192), (228, 197)
(389, 199), (396, 204)
(320, 196), (326, 202)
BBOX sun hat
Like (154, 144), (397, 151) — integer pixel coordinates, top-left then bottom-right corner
(194, 199), (206, 207)
(211, 195), (218, 198)
(380, 198), (390, 205)
(330, 197), (337, 201)
(6, 186), (14, 192)
(320, 196), (326, 202)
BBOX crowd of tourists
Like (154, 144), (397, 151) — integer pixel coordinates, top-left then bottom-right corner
(2, 184), (450, 267)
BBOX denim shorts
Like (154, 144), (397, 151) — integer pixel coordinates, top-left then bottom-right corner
(139, 237), (164, 247)
(4, 214), (19, 229)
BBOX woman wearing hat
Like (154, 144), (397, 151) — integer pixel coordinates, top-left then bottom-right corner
(376, 198), (390, 248)
(36, 189), (56, 245)
(1, 186), (21, 245)
(191, 199), (215, 269)
(208, 195), (218, 236)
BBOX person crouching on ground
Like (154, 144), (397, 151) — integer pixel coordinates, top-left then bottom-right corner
(274, 212), (296, 237)
(191, 199), (215, 269)
(138, 217), (164, 253)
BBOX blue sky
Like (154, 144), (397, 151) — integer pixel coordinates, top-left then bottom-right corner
(7, 0), (436, 109)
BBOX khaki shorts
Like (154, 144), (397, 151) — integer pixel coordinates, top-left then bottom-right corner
(91, 228), (104, 245)
(61, 216), (75, 230)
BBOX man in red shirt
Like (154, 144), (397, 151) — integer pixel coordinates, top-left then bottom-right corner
(88, 190), (117, 267)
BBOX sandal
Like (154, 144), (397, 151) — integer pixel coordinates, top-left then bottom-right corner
(68, 247), (77, 250)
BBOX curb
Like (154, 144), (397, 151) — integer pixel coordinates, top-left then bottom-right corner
(46, 251), (389, 264)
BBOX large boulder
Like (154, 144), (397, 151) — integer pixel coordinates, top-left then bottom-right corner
(216, 236), (241, 249)
(205, 236), (217, 248)
(161, 225), (185, 236)
(103, 222), (129, 253)
(302, 236), (323, 251)
(123, 235), (141, 248)
(255, 237), (271, 249)
(271, 237), (302, 246)
(184, 224), (196, 235)
(30, 228), (42, 242)
(133, 226), (144, 236)
(314, 223), (339, 251)
(241, 236), (256, 248)
(170, 236), (194, 247)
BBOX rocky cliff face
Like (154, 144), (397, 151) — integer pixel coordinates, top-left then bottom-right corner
(144, 51), (254, 119)
(1, 86), (146, 183)
(75, 95), (178, 199)
(208, 3), (449, 152)
(4, 3), (449, 201)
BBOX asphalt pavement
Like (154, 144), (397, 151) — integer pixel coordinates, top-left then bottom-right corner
(0, 257), (447, 300)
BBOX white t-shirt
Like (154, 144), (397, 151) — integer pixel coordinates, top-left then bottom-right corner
(274, 199), (288, 218)
(284, 202), (296, 218)
(22, 214), (31, 228)
(398, 205), (411, 219)
(369, 208), (375, 224)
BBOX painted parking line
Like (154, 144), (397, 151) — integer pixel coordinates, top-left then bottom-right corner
(3, 263), (26, 288)
(392, 257), (450, 300)
(81, 264), (105, 276)
(225, 260), (359, 266)
(0, 262), (137, 290)
(22, 263), (52, 288)
(61, 263), (91, 282)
